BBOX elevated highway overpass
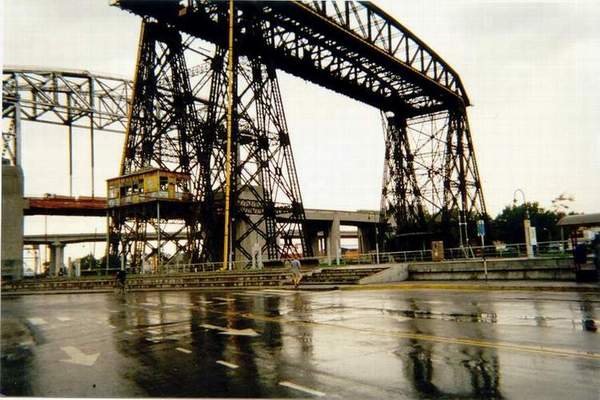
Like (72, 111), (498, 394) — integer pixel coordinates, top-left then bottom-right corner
(22, 195), (379, 276)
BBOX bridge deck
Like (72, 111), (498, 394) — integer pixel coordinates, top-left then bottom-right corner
(114, 0), (468, 115)
(23, 196), (379, 224)
(25, 196), (106, 217)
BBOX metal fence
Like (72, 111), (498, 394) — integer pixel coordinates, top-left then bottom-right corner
(344, 240), (573, 266)
(131, 240), (576, 275)
(21, 240), (578, 281)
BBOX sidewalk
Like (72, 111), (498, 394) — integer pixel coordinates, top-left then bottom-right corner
(336, 280), (600, 293)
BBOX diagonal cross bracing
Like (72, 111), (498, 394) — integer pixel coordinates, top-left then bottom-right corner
(113, 0), (468, 115)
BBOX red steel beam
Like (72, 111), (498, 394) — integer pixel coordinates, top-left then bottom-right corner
(24, 196), (107, 217)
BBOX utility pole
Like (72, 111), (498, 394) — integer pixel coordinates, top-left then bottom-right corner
(222, 0), (235, 271)
(514, 189), (533, 258)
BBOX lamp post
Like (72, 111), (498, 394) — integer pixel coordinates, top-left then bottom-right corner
(513, 189), (533, 258)
(375, 225), (380, 265)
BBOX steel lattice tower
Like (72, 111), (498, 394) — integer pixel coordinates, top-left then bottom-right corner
(111, 0), (489, 256)
(108, 18), (311, 269)
(107, 22), (206, 269)
(380, 108), (486, 248)
(203, 52), (310, 261)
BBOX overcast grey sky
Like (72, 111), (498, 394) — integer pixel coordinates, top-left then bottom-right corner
(3, 1), (600, 258)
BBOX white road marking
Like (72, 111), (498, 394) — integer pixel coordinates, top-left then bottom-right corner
(213, 297), (235, 302)
(218, 329), (259, 337)
(201, 323), (225, 331)
(60, 346), (100, 367)
(236, 291), (277, 298)
(196, 300), (213, 305)
(56, 317), (72, 322)
(165, 332), (192, 340)
(140, 302), (158, 306)
(279, 381), (325, 397)
(262, 289), (296, 295)
(176, 347), (192, 354)
(201, 324), (260, 337)
(27, 317), (47, 326)
(216, 360), (239, 369)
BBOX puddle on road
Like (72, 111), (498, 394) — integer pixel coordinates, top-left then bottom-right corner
(1, 318), (38, 363)
(383, 308), (499, 324)
(517, 316), (598, 332)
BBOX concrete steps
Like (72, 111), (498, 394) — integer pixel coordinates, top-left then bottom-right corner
(1, 269), (293, 293)
(299, 266), (388, 286)
(2, 266), (390, 294)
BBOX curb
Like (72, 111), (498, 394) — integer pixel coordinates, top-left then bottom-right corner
(342, 282), (600, 293)
(3, 282), (599, 296)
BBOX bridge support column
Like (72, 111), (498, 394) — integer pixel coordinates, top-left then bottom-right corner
(357, 224), (376, 254)
(304, 224), (321, 259)
(327, 214), (341, 266)
(1, 164), (25, 281)
(49, 242), (65, 276)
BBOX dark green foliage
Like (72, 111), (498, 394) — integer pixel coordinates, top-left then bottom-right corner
(98, 254), (121, 270)
(383, 201), (571, 251)
(489, 202), (566, 243)
(78, 254), (99, 270)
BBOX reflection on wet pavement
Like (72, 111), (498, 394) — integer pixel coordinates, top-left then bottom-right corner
(1, 289), (599, 398)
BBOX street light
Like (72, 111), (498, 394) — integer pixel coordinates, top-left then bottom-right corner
(513, 188), (533, 258)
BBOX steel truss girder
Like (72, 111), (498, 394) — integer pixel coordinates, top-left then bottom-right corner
(2, 67), (132, 133)
(2, 101), (18, 165)
(113, 0), (468, 116)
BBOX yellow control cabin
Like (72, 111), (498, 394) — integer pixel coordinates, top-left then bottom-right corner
(107, 168), (192, 208)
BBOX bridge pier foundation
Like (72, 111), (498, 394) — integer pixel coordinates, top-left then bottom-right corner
(1, 164), (24, 280)
(327, 214), (341, 266)
(49, 242), (66, 276)
(358, 224), (377, 254)
(304, 225), (321, 259)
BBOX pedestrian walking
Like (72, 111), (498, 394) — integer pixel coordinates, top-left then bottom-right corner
(290, 258), (302, 289)
(115, 269), (127, 294)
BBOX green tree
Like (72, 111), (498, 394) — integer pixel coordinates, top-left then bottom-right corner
(78, 254), (99, 270)
(98, 254), (121, 270)
(490, 202), (563, 244)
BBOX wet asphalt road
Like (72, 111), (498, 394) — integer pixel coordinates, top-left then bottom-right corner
(1, 288), (599, 399)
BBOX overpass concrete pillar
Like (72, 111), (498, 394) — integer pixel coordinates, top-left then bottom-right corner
(303, 224), (321, 258)
(31, 244), (41, 276)
(49, 242), (66, 276)
(358, 224), (376, 254)
(1, 164), (24, 280)
(327, 214), (341, 265)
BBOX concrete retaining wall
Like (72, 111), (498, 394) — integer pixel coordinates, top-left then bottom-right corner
(408, 257), (576, 281)
(355, 258), (578, 284)
(359, 263), (409, 284)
